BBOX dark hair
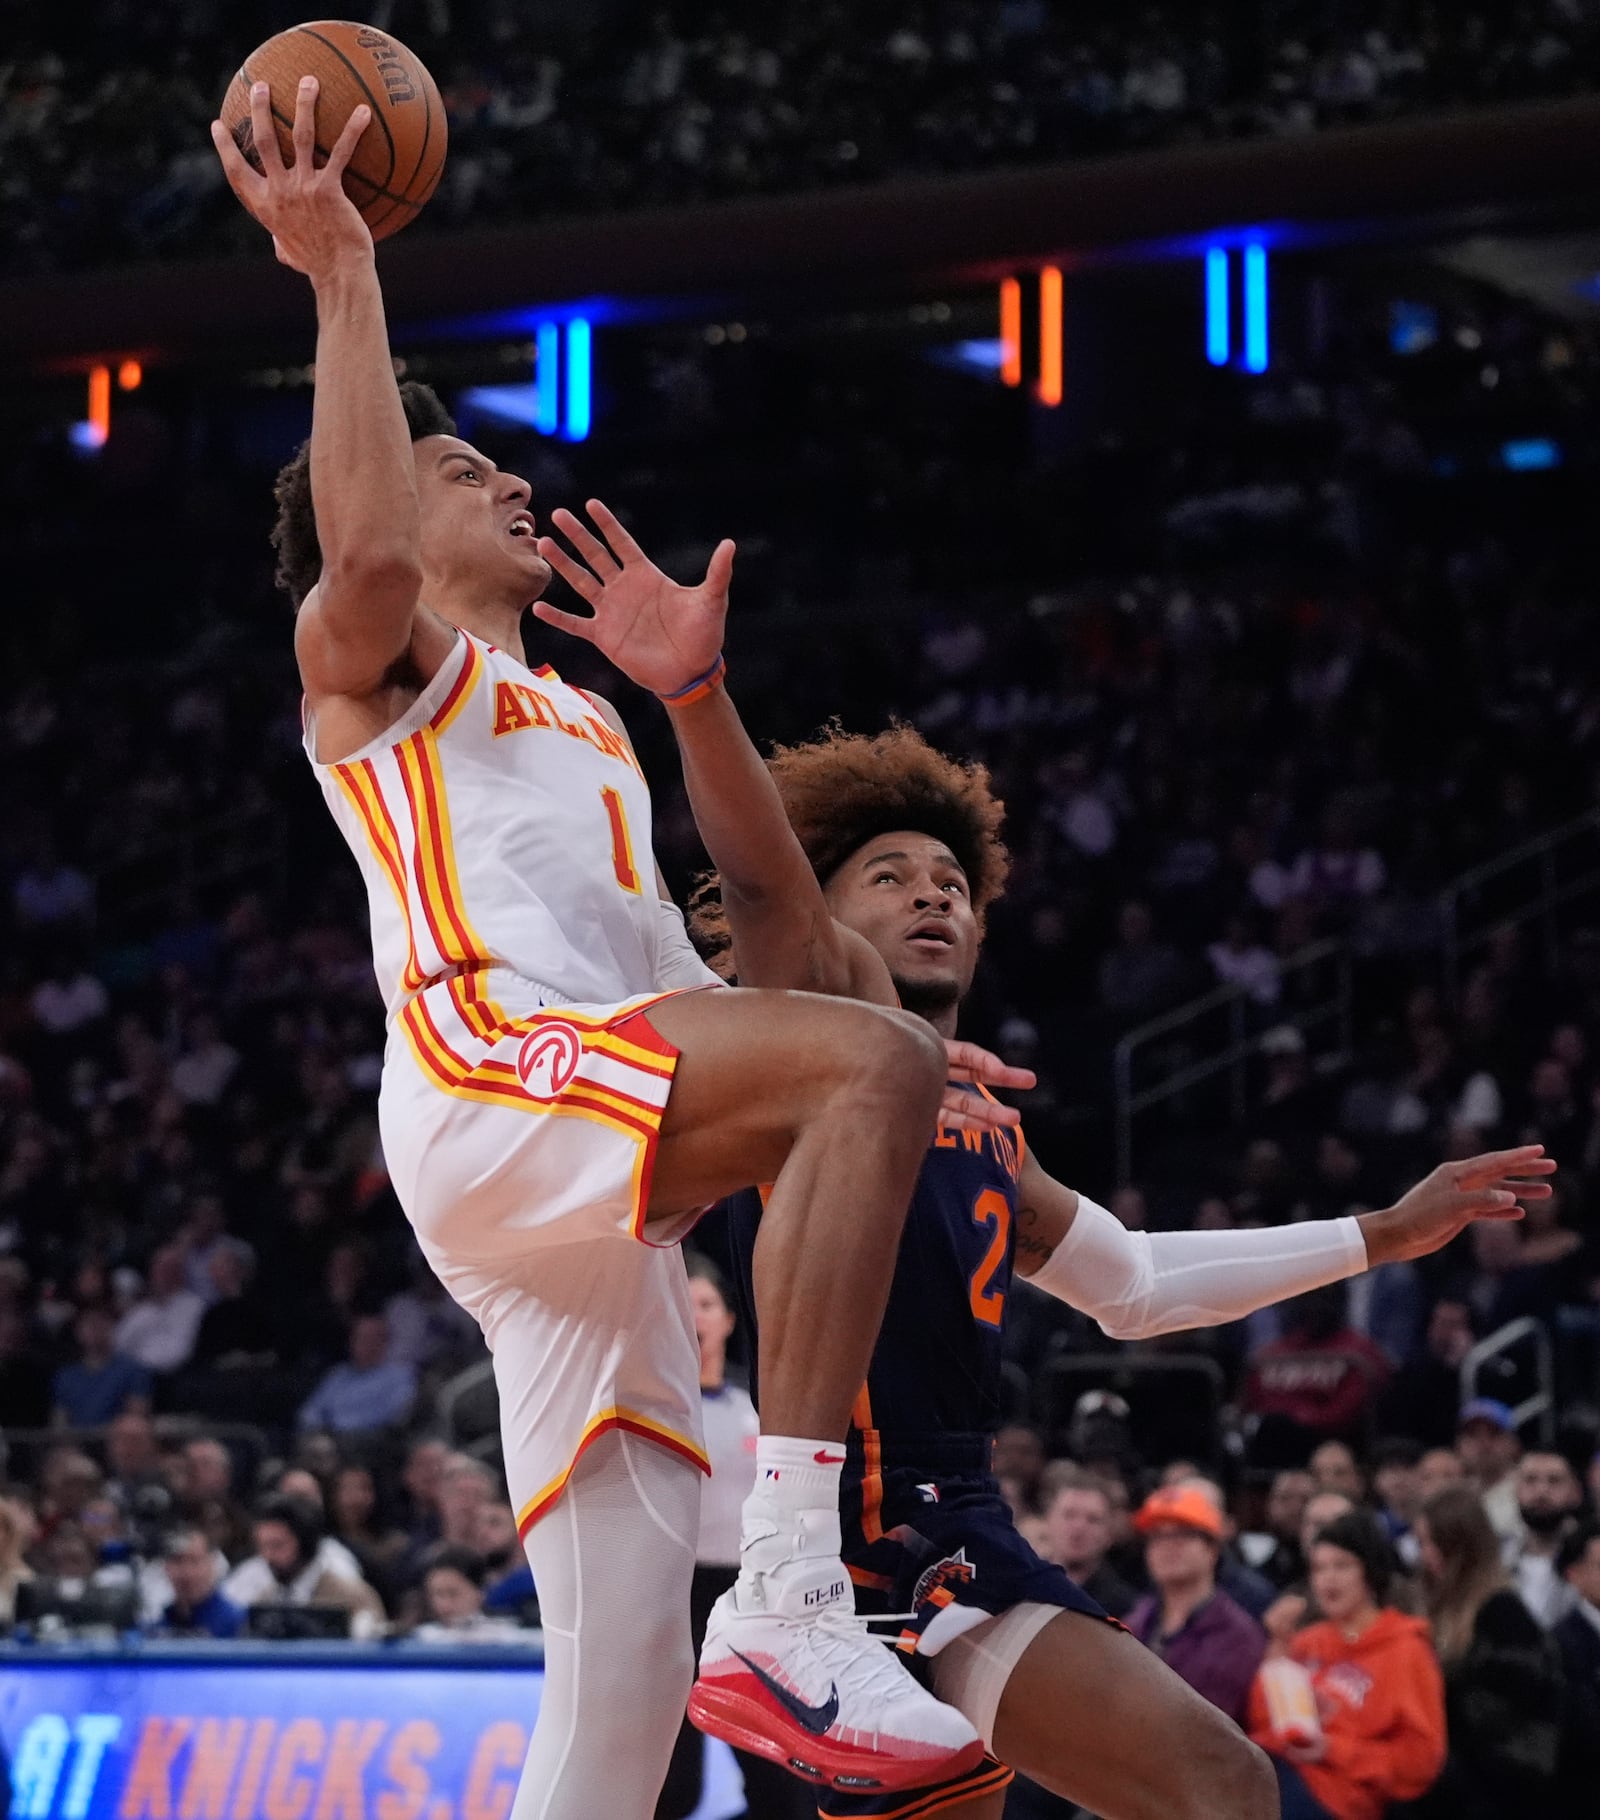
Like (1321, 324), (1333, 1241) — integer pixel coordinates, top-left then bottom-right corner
(254, 1493), (323, 1564)
(426, 1544), (485, 1587)
(688, 722), (1009, 967)
(684, 1251), (733, 1307)
(270, 381), (456, 608)
(1557, 1517), (1600, 1578)
(1311, 1509), (1398, 1604)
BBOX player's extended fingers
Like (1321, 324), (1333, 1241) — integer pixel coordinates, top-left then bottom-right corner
(534, 537), (605, 604)
(209, 121), (267, 204)
(248, 81), (285, 176)
(549, 507), (621, 578)
(325, 100), (372, 178)
(1452, 1144), (1552, 1188)
(291, 75), (319, 170)
(584, 500), (647, 566)
(938, 1090), (1023, 1132)
(942, 1039), (1037, 1092)
(528, 600), (600, 642)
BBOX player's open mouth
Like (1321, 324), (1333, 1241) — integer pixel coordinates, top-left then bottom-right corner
(907, 921), (954, 950)
(508, 513), (537, 539)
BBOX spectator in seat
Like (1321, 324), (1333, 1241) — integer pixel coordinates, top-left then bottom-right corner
(191, 1241), (276, 1368)
(103, 1410), (163, 1510)
(0, 1496), (36, 1628)
(1126, 1483), (1266, 1724)
(1040, 1469), (1138, 1617)
(1097, 899), (1188, 1027)
(1248, 1510), (1445, 1820)
(1510, 1451), (1584, 1628)
(413, 1546), (530, 1644)
(477, 1501), (536, 1622)
(398, 1438), (450, 1545)
(1370, 1438), (1425, 1565)
(114, 1246), (205, 1377)
(222, 1494), (383, 1629)
(1380, 1299), (1477, 1447)
(1417, 1446), (1466, 1501)
(1411, 1485), (1565, 1820)
(52, 1308), (150, 1427)
(296, 1314), (416, 1435)
(1553, 1521), (1600, 1819)
(1244, 1469), (1315, 1590)
(1245, 1284), (1391, 1462)
(151, 1527), (244, 1639)
(1310, 1440), (1366, 1502)
(1455, 1398), (1524, 1544)
(329, 1463), (408, 1604)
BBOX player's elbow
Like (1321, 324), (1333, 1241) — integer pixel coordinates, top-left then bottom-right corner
(323, 548), (424, 616)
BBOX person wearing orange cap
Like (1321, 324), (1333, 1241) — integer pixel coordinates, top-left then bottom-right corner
(1125, 1484), (1268, 1724)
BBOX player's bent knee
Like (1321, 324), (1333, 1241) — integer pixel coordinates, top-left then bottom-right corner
(1177, 1721), (1276, 1820)
(832, 1006), (947, 1109)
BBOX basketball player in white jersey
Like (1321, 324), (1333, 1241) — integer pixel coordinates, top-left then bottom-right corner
(212, 81), (1029, 1817)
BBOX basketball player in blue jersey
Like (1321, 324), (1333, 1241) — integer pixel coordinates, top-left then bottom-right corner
(536, 507), (1556, 1820)
(211, 78), (1041, 1819)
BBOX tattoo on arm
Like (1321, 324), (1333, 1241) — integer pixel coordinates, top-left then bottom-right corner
(1013, 1203), (1057, 1273)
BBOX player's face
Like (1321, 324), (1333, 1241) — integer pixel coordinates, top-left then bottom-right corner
(413, 436), (551, 600)
(825, 831), (979, 1019)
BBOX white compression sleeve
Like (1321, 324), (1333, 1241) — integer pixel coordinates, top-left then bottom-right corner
(653, 895), (726, 994)
(1030, 1195), (1369, 1341)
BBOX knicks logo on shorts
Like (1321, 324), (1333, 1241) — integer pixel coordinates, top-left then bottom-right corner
(912, 1548), (976, 1607)
(516, 1022), (584, 1099)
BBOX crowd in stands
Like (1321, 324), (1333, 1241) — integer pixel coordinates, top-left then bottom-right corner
(4, 183), (1600, 1815)
(5, 0), (1600, 273)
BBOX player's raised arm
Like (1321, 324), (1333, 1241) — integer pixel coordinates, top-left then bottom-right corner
(211, 79), (422, 699)
(1010, 1143), (1555, 1338)
(534, 501), (886, 1001)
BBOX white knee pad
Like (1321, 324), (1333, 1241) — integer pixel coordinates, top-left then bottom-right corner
(930, 1602), (1063, 1751)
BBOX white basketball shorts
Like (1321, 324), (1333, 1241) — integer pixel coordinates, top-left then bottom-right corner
(378, 974), (714, 1536)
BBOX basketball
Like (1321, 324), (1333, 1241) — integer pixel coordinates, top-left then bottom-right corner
(219, 20), (446, 242)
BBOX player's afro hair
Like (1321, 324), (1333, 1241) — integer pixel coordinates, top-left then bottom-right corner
(270, 381), (456, 608)
(688, 723), (1009, 970)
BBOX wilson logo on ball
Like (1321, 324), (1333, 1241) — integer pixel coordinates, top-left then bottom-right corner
(516, 1023), (584, 1100)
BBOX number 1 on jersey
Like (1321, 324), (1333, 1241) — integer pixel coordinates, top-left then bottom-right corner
(600, 786), (643, 895)
(969, 1187), (1011, 1328)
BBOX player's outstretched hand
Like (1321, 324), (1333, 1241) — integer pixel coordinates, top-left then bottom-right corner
(1359, 1143), (1556, 1267)
(937, 1040), (1036, 1132)
(210, 77), (373, 278)
(534, 501), (734, 698)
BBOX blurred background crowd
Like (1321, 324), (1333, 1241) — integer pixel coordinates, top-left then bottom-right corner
(5, 2), (1600, 1817)
(6, 0), (1600, 274)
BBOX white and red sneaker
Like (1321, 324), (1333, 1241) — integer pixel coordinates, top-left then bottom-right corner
(688, 1551), (983, 1794)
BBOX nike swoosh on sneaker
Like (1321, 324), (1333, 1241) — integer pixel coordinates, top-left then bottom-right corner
(732, 1651), (840, 1735)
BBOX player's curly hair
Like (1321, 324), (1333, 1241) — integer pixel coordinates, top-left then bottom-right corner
(270, 381), (457, 608)
(688, 723), (1010, 969)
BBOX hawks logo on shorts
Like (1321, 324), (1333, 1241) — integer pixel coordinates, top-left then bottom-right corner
(516, 1021), (584, 1099)
(911, 1549), (976, 1608)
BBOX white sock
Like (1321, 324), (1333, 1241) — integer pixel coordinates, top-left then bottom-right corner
(738, 1436), (845, 1578)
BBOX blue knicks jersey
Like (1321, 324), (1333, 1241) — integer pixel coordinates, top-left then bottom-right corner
(721, 1086), (1024, 1469)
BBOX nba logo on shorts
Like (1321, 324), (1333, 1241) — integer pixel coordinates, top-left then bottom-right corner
(516, 1022), (583, 1100)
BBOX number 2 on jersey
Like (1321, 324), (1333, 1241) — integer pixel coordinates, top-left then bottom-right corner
(599, 786), (642, 895)
(969, 1187), (1011, 1328)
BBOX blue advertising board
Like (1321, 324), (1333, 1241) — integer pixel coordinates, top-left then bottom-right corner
(0, 1646), (743, 1820)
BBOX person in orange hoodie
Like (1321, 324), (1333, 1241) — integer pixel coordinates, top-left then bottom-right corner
(1248, 1508), (1446, 1820)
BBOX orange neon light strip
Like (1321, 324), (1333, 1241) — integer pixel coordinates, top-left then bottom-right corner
(1038, 266), (1063, 406)
(999, 278), (1022, 388)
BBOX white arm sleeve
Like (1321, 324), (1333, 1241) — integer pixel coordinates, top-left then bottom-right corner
(1030, 1195), (1369, 1341)
(653, 895), (726, 994)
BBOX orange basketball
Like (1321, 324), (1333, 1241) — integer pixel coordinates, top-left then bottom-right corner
(219, 20), (447, 242)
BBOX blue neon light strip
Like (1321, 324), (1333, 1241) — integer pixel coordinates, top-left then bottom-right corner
(1243, 244), (1269, 374)
(564, 319), (592, 442)
(1205, 248), (1230, 367)
(535, 323), (560, 436)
